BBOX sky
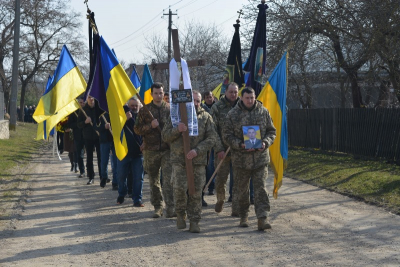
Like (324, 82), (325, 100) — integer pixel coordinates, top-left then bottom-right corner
(69, 0), (250, 65)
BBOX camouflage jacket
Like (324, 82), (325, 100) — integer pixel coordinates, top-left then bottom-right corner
(210, 96), (239, 153)
(222, 100), (276, 170)
(134, 101), (170, 151)
(162, 106), (218, 166)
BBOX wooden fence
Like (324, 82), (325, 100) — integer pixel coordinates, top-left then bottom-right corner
(288, 108), (400, 162)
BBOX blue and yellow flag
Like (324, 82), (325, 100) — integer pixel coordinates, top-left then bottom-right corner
(130, 65), (141, 90)
(140, 64), (153, 105)
(36, 76), (54, 140)
(257, 52), (288, 199)
(33, 45), (86, 123)
(36, 101), (80, 140)
(98, 36), (138, 160)
(36, 79), (81, 140)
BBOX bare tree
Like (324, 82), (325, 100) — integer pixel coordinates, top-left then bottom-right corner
(242, 0), (394, 108)
(142, 20), (230, 92)
(365, 0), (400, 103)
(0, 0), (16, 112)
(17, 0), (85, 121)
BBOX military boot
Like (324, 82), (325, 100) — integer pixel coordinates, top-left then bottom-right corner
(189, 221), (200, 233)
(257, 217), (272, 231)
(176, 214), (186, 229)
(239, 217), (249, 227)
(231, 210), (239, 217)
(215, 200), (224, 213)
(153, 207), (163, 218)
(165, 206), (177, 218)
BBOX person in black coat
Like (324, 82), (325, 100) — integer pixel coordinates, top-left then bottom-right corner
(96, 112), (118, 189)
(116, 97), (144, 206)
(68, 98), (86, 177)
(77, 96), (101, 185)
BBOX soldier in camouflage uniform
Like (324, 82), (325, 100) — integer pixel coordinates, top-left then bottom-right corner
(134, 82), (174, 218)
(222, 87), (276, 231)
(211, 82), (240, 216)
(162, 91), (217, 233)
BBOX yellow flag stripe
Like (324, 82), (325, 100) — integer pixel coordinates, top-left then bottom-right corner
(33, 67), (86, 123)
(144, 89), (153, 105)
(106, 64), (138, 161)
(258, 82), (284, 199)
(36, 100), (80, 141)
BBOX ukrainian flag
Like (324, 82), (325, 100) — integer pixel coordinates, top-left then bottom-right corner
(140, 64), (153, 105)
(36, 100), (80, 140)
(99, 37), (138, 160)
(257, 52), (288, 199)
(36, 76), (54, 140)
(33, 45), (86, 123)
(130, 65), (141, 90)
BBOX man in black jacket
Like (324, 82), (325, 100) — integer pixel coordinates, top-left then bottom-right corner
(68, 98), (86, 177)
(77, 96), (101, 185)
(97, 112), (117, 188)
(116, 97), (144, 207)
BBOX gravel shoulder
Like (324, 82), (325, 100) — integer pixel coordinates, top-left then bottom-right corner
(0, 148), (399, 266)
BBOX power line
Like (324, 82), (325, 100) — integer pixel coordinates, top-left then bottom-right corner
(216, 14), (237, 27)
(175, 0), (200, 11)
(169, 0), (184, 8)
(110, 11), (163, 46)
(179, 0), (220, 18)
(109, 1), (191, 47)
(116, 26), (166, 54)
(113, 18), (167, 49)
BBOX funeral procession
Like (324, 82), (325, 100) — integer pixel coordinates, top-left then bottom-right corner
(1, 0), (400, 266)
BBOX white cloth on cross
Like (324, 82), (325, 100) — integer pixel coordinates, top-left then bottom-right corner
(169, 58), (198, 136)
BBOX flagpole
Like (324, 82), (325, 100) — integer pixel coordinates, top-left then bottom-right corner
(100, 114), (113, 135)
(203, 147), (230, 193)
(75, 99), (99, 136)
(134, 94), (161, 132)
(84, 10), (160, 134)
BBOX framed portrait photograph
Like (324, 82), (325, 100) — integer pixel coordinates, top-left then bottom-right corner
(242, 125), (262, 149)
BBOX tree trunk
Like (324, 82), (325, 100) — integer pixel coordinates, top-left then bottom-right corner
(340, 79), (346, 108)
(347, 71), (364, 108)
(3, 87), (10, 113)
(387, 59), (400, 103)
(375, 80), (390, 108)
(0, 70), (9, 112)
(19, 81), (28, 122)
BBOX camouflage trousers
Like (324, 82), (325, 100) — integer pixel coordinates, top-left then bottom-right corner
(143, 150), (174, 210)
(214, 156), (238, 213)
(234, 165), (270, 219)
(172, 163), (205, 222)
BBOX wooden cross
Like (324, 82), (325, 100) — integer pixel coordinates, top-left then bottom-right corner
(172, 29), (196, 195)
(132, 59), (205, 90)
(130, 30), (205, 195)
(148, 59), (205, 71)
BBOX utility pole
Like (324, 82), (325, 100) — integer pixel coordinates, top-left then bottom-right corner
(163, 8), (177, 63)
(9, 0), (20, 131)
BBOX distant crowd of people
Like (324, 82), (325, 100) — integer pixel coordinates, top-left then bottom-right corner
(57, 82), (276, 233)
(15, 105), (37, 123)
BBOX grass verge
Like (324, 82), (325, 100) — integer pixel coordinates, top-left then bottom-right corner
(285, 148), (400, 215)
(0, 123), (47, 223)
(0, 123), (43, 175)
